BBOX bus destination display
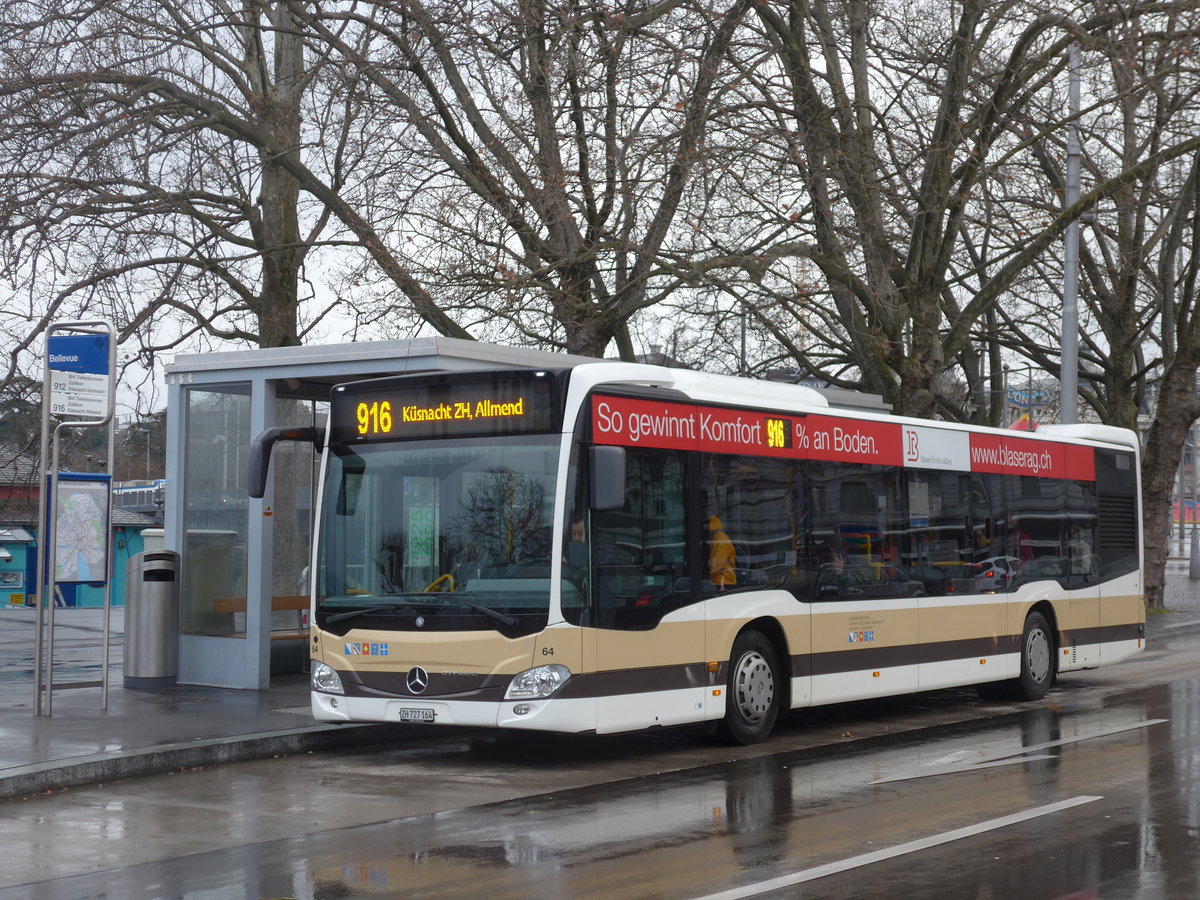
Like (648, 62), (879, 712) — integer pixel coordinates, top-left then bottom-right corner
(331, 372), (561, 443)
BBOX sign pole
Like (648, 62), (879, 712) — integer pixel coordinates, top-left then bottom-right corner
(33, 339), (51, 715)
(34, 320), (116, 716)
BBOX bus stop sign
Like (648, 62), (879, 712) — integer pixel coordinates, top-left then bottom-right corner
(47, 333), (111, 420)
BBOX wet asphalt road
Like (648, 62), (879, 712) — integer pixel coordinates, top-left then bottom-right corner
(4, 631), (1200, 899)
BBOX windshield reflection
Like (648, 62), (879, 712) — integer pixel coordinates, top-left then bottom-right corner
(317, 436), (560, 630)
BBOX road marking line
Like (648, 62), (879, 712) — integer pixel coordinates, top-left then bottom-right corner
(872, 718), (1168, 784)
(695, 795), (1102, 900)
(984, 718), (1168, 761)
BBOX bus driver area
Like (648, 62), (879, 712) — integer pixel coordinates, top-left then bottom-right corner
(251, 361), (1145, 745)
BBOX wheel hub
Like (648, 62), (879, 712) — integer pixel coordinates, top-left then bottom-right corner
(1026, 628), (1050, 684)
(733, 651), (774, 722)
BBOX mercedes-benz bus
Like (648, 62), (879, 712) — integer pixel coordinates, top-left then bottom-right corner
(249, 362), (1144, 744)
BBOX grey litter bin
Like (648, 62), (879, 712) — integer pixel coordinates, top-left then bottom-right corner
(124, 549), (180, 689)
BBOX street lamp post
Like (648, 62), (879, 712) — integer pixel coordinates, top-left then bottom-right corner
(1061, 41), (1081, 424)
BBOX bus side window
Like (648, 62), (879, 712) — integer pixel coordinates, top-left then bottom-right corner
(702, 454), (800, 596)
(591, 448), (689, 630)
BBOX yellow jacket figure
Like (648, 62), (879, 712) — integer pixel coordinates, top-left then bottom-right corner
(708, 516), (736, 589)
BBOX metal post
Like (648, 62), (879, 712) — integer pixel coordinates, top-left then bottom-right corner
(1028, 367), (1034, 428)
(33, 333), (52, 715)
(739, 300), (747, 377)
(1061, 42), (1081, 424)
(1180, 437), (1188, 555)
(1002, 365), (1009, 426)
(44, 428), (63, 715)
(1192, 420), (1200, 578)
(101, 338), (115, 709)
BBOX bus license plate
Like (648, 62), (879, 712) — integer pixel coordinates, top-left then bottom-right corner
(398, 707), (434, 723)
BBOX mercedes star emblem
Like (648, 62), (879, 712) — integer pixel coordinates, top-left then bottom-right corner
(406, 666), (429, 694)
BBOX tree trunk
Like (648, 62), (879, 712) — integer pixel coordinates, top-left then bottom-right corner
(254, 3), (306, 350)
(1141, 364), (1200, 609)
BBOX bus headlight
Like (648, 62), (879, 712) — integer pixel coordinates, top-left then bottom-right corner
(505, 664), (571, 700)
(311, 661), (344, 695)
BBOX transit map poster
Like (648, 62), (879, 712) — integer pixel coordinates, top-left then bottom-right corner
(54, 479), (109, 583)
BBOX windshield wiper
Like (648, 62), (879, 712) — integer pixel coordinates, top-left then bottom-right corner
(322, 604), (403, 625)
(321, 594), (518, 627)
(414, 593), (518, 627)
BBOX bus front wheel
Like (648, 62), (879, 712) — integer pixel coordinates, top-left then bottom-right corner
(1016, 611), (1055, 700)
(718, 630), (780, 745)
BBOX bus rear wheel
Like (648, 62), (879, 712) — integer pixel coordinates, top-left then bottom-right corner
(718, 630), (780, 745)
(1016, 611), (1055, 700)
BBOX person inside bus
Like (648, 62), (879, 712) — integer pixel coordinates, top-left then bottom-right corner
(816, 539), (855, 596)
(1068, 526), (1097, 576)
(707, 516), (736, 590)
(560, 516), (591, 618)
(567, 517), (588, 563)
(1005, 515), (1034, 563)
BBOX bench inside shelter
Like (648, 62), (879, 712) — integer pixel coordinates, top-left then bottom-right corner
(212, 594), (310, 642)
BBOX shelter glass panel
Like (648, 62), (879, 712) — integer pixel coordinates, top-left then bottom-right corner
(182, 386), (250, 637)
(270, 396), (328, 637)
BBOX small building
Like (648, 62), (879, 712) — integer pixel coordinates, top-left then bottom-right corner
(0, 527), (34, 607)
(0, 445), (157, 608)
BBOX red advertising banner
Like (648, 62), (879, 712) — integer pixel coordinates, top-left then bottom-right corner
(591, 394), (1094, 479)
(591, 395), (794, 458)
(798, 414), (904, 467)
(968, 433), (1095, 481)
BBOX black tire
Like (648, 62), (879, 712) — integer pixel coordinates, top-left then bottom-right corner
(718, 630), (780, 745)
(1016, 611), (1055, 700)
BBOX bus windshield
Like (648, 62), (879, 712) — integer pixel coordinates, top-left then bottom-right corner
(316, 434), (561, 636)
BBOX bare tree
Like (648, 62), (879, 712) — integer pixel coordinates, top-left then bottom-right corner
(0, 0), (349, 392)
(290, 0), (754, 358)
(680, 0), (1200, 420)
(1138, 156), (1200, 607)
(995, 4), (1200, 608)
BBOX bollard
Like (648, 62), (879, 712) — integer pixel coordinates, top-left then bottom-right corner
(1191, 529), (1200, 580)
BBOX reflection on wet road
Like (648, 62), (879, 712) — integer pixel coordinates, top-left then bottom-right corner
(281, 697), (1192, 899)
(5, 659), (1200, 898)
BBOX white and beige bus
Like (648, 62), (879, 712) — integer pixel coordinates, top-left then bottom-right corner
(249, 362), (1144, 744)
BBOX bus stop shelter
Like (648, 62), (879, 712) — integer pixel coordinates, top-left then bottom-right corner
(164, 338), (594, 690)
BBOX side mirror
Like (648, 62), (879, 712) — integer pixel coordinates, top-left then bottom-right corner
(248, 426), (325, 499)
(589, 445), (626, 511)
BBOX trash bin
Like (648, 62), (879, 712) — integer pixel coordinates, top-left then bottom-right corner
(124, 549), (180, 689)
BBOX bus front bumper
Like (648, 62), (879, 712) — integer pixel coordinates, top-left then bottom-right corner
(311, 690), (595, 733)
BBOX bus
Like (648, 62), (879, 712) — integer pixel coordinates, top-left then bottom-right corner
(248, 362), (1144, 744)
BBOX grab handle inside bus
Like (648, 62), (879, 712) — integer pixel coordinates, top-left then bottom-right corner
(590, 445), (626, 511)
(248, 426), (326, 499)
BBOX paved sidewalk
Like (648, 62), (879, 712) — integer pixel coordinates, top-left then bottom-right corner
(0, 606), (427, 800)
(2, 563), (1199, 801)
